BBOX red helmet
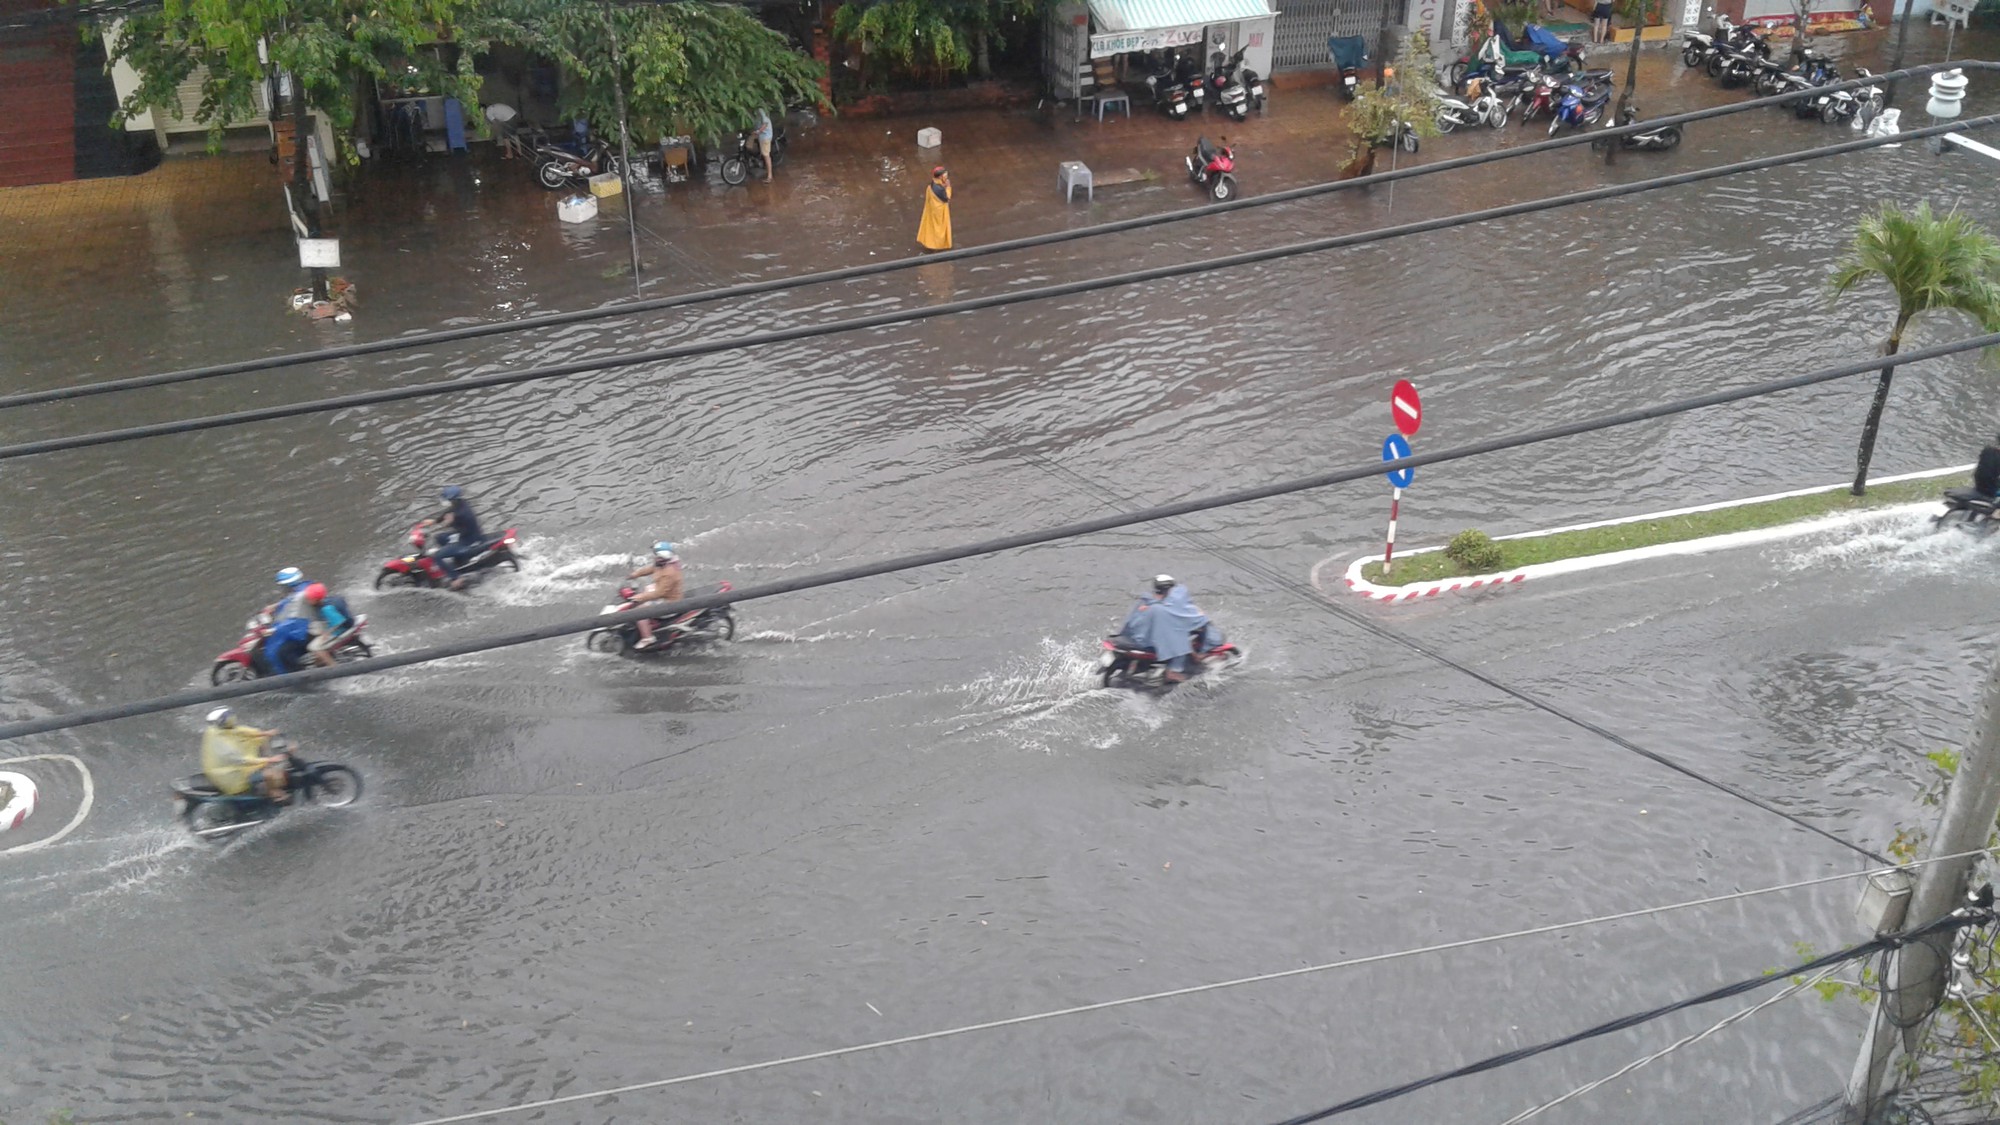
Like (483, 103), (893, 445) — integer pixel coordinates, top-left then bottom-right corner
(302, 583), (328, 603)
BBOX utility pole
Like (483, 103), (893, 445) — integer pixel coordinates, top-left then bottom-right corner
(1605, 0), (1645, 165)
(1841, 656), (2000, 1122)
(601, 1), (644, 300)
(289, 75), (327, 301)
(1375, 0), (1394, 90)
(1884, 0), (1920, 105)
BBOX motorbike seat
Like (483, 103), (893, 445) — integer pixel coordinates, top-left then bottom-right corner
(1195, 137), (1218, 164)
(172, 775), (221, 798)
(1946, 486), (1995, 505)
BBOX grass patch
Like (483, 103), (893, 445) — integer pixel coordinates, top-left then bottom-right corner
(1359, 473), (1955, 586)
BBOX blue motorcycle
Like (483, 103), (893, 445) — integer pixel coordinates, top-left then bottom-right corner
(172, 743), (361, 841)
(1548, 80), (1611, 136)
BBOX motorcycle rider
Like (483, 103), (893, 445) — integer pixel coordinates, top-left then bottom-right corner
(1118, 575), (1214, 683)
(200, 707), (289, 803)
(1975, 435), (2000, 499)
(267, 565), (310, 618)
(267, 583), (348, 671)
(626, 541), (686, 651)
(420, 485), (486, 591)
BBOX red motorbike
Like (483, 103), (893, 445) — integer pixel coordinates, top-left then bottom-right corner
(211, 607), (372, 685)
(1097, 631), (1242, 689)
(375, 522), (523, 590)
(1516, 70), (1561, 125)
(1184, 137), (1237, 202)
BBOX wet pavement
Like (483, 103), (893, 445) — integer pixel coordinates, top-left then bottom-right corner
(4, 22), (2000, 1124)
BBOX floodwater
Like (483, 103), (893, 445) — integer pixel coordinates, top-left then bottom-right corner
(5, 28), (2000, 1124)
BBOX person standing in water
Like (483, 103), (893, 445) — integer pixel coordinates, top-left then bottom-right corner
(917, 166), (952, 252)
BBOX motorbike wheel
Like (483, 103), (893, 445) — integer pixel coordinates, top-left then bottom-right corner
(1821, 100), (1845, 125)
(586, 629), (627, 654)
(1705, 54), (1725, 79)
(1658, 125), (1683, 149)
(720, 157), (748, 186)
(309, 766), (362, 809)
(333, 642), (374, 664)
(535, 160), (571, 191)
(210, 660), (258, 687)
(1099, 661), (1120, 688)
(495, 551), (522, 573)
(1434, 107), (1458, 134)
(1400, 130), (1418, 154)
(712, 611), (737, 642)
(186, 802), (235, 838)
(1683, 46), (1702, 68)
(374, 569), (417, 591)
(1210, 176), (1236, 202)
(1548, 115), (1562, 137)
(1489, 104), (1509, 129)
(1445, 61), (1467, 90)
(1935, 508), (1977, 530)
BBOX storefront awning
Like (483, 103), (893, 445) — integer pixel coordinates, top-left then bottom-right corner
(1087, 0), (1272, 57)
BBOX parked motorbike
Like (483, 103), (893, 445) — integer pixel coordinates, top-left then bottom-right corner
(210, 609), (373, 686)
(1681, 13), (1744, 70)
(1207, 49), (1254, 121)
(375, 522), (524, 590)
(1547, 80), (1611, 135)
(585, 581), (738, 655)
(1185, 136), (1237, 201)
(171, 741), (361, 841)
(1516, 69), (1562, 125)
(1222, 47), (1267, 112)
(1436, 75), (1510, 131)
(530, 131), (622, 191)
(1815, 68), (1884, 125)
(1329, 35), (1369, 100)
(720, 122), (789, 186)
(1144, 55), (1194, 119)
(1098, 630), (1242, 689)
(1936, 485), (2000, 532)
(1707, 28), (1770, 82)
(1590, 104), (1683, 152)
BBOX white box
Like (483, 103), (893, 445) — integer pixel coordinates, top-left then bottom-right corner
(297, 237), (340, 268)
(557, 194), (598, 223)
(916, 127), (941, 148)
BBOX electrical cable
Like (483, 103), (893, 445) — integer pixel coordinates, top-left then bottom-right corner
(1268, 908), (1997, 1125)
(396, 854), (1990, 1125)
(6, 111), (1998, 464)
(5, 59), (1981, 413)
(1496, 967), (1837, 1125)
(5, 328), (1999, 742)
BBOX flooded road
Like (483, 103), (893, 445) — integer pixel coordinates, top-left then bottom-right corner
(5, 28), (2000, 1123)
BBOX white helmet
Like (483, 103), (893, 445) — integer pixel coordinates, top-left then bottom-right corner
(205, 706), (234, 728)
(1152, 574), (1176, 595)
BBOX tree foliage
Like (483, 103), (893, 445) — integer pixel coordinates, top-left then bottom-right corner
(98, 0), (825, 148)
(1340, 29), (1441, 160)
(1830, 203), (2000, 493)
(829, 0), (1037, 85)
(481, 0), (825, 144)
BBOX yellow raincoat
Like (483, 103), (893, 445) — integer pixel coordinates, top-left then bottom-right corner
(201, 724), (274, 795)
(917, 177), (952, 251)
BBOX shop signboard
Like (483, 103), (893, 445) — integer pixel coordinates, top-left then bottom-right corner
(1090, 24), (1203, 58)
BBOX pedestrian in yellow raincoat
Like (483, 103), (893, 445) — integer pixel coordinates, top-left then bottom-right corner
(917, 166), (951, 251)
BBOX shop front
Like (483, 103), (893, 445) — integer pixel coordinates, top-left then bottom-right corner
(1044, 0), (1276, 103)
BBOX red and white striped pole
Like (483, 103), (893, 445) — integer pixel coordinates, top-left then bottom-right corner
(1383, 486), (1402, 576)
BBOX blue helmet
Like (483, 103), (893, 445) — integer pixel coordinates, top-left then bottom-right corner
(652, 540), (677, 562)
(440, 485), (464, 501)
(275, 566), (306, 589)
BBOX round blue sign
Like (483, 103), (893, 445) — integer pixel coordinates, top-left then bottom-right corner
(1382, 433), (1414, 489)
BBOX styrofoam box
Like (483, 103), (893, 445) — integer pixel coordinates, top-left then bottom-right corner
(916, 127), (941, 148)
(558, 194), (599, 223)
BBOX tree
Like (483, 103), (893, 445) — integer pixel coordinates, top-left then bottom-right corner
(1830, 203), (2000, 496)
(481, 0), (825, 145)
(829, 0), (1037, 86)
(1339, 28), (1441, 171)
(102, 0), (485, 144)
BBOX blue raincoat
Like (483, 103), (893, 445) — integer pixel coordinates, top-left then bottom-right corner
(1117, 585), (1213, 664)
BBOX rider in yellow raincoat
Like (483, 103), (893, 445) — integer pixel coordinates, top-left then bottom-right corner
(200, 708), (289, 801)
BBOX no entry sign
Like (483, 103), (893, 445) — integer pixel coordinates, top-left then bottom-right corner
(1391, 379), (1422, 438)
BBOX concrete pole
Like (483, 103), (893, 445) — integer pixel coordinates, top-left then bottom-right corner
(1884, 0), (1919, 106)
(1841, 657), (2000, 1122)
(601, 2), (644, 300)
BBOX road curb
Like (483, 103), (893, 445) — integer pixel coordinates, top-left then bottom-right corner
(1314, 464), (1971, 603)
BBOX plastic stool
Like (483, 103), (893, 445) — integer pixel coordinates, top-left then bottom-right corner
(1094, 91), (1131, 121)
(1058, 160), (1093, 203)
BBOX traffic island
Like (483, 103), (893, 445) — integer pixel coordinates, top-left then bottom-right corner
(1317, 465), (1972, 603)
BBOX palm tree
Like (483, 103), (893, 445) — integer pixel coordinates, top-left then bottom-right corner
(1831, 203), (2000, 495)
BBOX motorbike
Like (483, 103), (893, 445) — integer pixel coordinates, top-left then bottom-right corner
(210, 607), (373, 685)
(1936, 486), (2000, 532)
(1547, 80), (1611, 135)
(1707, 28), (1770, 81)
(720, 122), (789, 186)
(1815, 68), (1884, 125)
(1185, 137), (1237, 201)
(1143, 54), (1194, 119)
(585, 581), (738, 655)
(1097, 629), (1242, 689)
(375, 522), (524, 590)
(1206, 49), (1254, 121)
(1436, 75), (1509, 131)
(171, 741), (361, 841)
(1516, 69), (1562, 125)
(529, 129), (622, 191)
(1329, 35), (1369, 100)
(1590, 104), (1683, 152)
(1681, 13), (1744, 70)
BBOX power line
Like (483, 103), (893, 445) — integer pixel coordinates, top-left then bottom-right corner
(5, 326), (1998, 742)
(1496, 967), (1837, 1125)
(5, 115), (1996, 467)
(1268, 907), (1998, 1125)
(5, 60), (1980, 413)
(397, 856), (1987, 1125)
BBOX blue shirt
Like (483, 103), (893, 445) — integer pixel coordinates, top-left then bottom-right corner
(445, 499), (484, 544)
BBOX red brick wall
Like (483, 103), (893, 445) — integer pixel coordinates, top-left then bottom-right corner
(0, 5), (76, 187)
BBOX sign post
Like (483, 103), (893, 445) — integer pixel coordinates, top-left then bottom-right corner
(1381, 381), (1422, 577)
